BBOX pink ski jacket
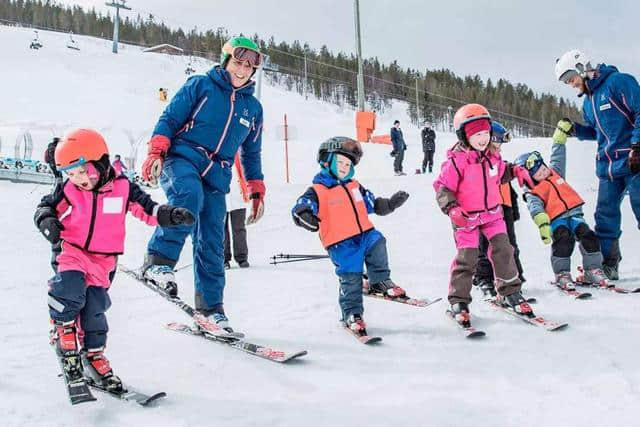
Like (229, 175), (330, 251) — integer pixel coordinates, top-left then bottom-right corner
(37, 176), (159, 255)
(433, 144), (507, 213)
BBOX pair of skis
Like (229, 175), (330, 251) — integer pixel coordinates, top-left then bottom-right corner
(117, 264), (308, 363)
(343, 284), (443, 344)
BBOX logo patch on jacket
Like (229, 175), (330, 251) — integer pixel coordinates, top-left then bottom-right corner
(239, 117), (250, 128)
(103, 197), (124, 214)
(599, 103), (611, 111)
(488, 165), (498, 177)
(556, 178), (565, 185)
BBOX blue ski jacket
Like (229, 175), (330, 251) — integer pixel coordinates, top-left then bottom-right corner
(152, 66), (264, 193)
(573, 64), (640, 180)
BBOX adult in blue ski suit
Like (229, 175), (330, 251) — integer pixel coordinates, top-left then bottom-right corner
(141, 37), (266, 322)
(554, 50), (640, 279)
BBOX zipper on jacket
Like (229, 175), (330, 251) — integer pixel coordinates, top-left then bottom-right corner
(480, 159), (489, 210)
(212, 89), (237, 156)
(340, 184), (364, 233)
(84, 191), (99, 250)
(590, 95), (614, 181)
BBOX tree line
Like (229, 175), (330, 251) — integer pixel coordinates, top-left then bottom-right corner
(0, 0), (580, 135)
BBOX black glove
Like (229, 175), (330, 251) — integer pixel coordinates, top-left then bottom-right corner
(630, 144), (640, 174)
(38, 216), (64, 244)
(157, 205), (195, 226)
(390, 150), (396, 157)
(293, 208), (319, 232)
(389, 191), (409, 210)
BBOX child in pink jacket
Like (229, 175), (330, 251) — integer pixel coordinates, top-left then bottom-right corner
(433, 104), (529, 327)
(34, 129), (194, 393)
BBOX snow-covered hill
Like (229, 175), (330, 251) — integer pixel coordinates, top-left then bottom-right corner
(1, 24), (639, 427)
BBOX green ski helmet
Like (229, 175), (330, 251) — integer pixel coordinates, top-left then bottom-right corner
(221, 36), (262, 69)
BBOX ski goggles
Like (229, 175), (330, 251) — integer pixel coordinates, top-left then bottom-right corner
(491, 130), (512, 144)
(57, 157), (88, 172)
(524, 151), (545, 175)
(228, 46), (262, 68)
(559, 69), (579, 84)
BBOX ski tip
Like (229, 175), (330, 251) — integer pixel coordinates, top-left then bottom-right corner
(547, 323), (569, 331)
(575, 292), (592, 299)
(466, 330), (486, 339)
(360, 336), (383, 345)
(139, 392), (167, 406)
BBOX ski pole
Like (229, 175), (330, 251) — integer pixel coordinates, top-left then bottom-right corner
(270, 256), (330, 265)
(272, 253), (329, 259)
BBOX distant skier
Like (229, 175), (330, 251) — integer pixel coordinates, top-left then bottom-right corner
(421, 124), (436, 173)
(34, 129), (194, 395)
(514, 124), (609, 289)
(472, 122), (525, 296)
(390, 120), (407, 175)
(433, 104), (527, 326)
(111, 154), (127, 176)
(140, 37), (265, 334)
(291, 137), (409, 338)
(554, 50), (640, 280)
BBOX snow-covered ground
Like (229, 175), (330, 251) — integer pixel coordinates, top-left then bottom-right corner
(1, 24), (639, 427)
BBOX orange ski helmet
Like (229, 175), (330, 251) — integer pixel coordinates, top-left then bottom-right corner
(453, 103), (492, 145)
(55, 128), (109, 171)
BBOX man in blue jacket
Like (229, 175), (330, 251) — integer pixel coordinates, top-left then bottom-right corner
(390, 120), (407, 176)
(140, 37), (266, 333)
(553, 49), (640, 280)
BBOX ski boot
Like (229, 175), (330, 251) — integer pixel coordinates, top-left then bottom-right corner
(553, 271), (576, 290)
(367, 279), (406, 298)
(51, 320), (84, 383)
(82, 348), (125, 393)
(193, 310), (237, 336)
(224, 261), (231, 270)
(143, 265), (178, 297)
(577, 266), (610, 288)
(601, 263), (619, 281)
(496, 291), (533, 315)
(449, 302), (472, 328)
(344, 313), (368, 337)
(238, 260), (250, 269)
(473, 275), (496, 297)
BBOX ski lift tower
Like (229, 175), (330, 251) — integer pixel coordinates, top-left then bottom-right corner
(105, 0), (132, 54)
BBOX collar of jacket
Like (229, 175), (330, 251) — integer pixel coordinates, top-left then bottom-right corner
(208, 66), (256, 96)
(313, 170), (353, 188)
(584, 64), (618, 94)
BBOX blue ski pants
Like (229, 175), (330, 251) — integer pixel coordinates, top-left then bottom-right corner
(147, 156), (227, 313)
(595, 174), (640, 265)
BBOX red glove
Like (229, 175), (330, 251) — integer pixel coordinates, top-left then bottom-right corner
(246, 179), (266, 225)
(512, 164), (534, 188)
(142, 135), (171, 185)
(448, 206), (468, 228)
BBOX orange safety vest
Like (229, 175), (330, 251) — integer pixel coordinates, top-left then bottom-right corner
(531, 170), (584, 221)
(313, 180), (375, 248)
(499, 183), (512, 208)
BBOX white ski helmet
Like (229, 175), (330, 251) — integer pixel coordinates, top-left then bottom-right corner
(555, 49), (596, 82)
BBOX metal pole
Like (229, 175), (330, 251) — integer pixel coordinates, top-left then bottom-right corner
(415, 78), (420, 124)
(113, 7), (120, 53)
(304, 52), (308, 100)
(105, 1), (131, 54)
(284, 114), (290, 183)
(256, 66), (263, 100)
(354, 0), (365, 111)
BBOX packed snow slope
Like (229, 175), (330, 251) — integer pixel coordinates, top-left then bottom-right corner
(1, 25), (639, 427)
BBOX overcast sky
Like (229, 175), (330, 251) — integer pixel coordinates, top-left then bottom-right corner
(59, 0), (640, 102)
